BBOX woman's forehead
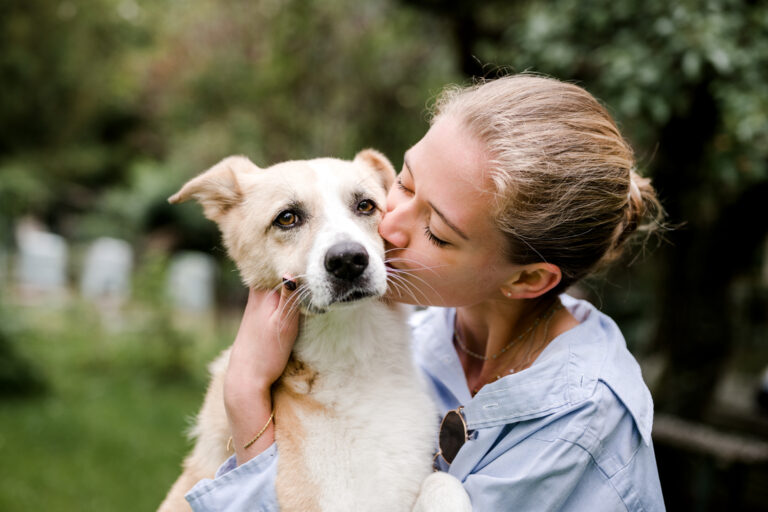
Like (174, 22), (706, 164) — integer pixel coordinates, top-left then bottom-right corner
(409, 116), (500, 240)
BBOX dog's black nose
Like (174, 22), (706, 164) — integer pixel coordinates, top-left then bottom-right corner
(325, 242), (369, 281)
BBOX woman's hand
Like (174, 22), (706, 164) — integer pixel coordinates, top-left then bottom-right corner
(224, 277), (300, 464)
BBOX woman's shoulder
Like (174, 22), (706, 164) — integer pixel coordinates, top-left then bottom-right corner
(558, 293), (655, 445)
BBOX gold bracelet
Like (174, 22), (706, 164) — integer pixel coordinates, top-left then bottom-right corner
(243, 410), (275, 450)
(226, 411), (276, 453)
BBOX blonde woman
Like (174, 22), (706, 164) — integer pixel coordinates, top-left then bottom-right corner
(187, 75), (666, 511)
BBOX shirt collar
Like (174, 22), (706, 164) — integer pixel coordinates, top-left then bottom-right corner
(412, 295), (654, 445)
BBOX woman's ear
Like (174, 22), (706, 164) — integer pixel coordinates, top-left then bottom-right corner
(500, 263), (562, 299)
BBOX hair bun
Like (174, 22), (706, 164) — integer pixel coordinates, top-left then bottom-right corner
(628, 169), (650, 216)
(610, 169), (663, 256)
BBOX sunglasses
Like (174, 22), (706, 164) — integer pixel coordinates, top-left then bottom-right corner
(433, 407), (471, 469)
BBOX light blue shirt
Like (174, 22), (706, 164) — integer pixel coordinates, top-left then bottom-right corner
(186, 295), (665, 511)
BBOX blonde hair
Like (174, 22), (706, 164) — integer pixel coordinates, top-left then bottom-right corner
(433, 74), (665, 293)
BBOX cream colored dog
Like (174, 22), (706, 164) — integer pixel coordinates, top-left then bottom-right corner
(159, 150), (471, 511)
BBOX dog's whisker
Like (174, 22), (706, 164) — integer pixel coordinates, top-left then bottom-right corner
(395, 268), (442, 296)
(389, 267), (446, 305)
(384, 256), (448, 268)
(277, 288), (313, 345)
(385, 274), (411, 297)
(385, 275), (412, 302)
(276, 283), (310, 341)
(383, 247), (441, 259)
(386, 268), (442, 295)
(385, 259), (448, 274)
(387, 278), (422, 305)
(387, 272), (429, 304)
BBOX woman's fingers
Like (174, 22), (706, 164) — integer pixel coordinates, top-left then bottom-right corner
(226, 277), (300, 400)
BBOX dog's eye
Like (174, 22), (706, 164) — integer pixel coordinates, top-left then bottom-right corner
(274, 210), (300, 228)
(357, 199), (376, 214)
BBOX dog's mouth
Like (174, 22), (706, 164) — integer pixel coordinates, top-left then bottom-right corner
(297, 286), (379, 315)
(337, 289), (375, 303)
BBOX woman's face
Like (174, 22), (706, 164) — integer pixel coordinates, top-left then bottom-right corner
(379, 115), (519, 307)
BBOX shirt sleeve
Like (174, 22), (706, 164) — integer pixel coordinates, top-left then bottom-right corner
(185, 443), (280, 512)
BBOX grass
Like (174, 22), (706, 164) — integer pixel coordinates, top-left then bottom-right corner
(0, 297), (236, 511)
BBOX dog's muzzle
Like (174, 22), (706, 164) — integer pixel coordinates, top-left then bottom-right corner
(324, 241), (377, 304)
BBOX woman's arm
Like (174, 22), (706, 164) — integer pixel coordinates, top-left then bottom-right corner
(225, 279), (300, 465)
(185, 280), (301, 511)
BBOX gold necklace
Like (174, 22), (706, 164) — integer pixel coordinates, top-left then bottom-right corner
(453, 300), (563, 361)
(460, 301), (564, 396)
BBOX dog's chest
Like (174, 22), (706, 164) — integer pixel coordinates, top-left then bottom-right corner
(274, 306), (438, 511)
(287, 370), (436, 511)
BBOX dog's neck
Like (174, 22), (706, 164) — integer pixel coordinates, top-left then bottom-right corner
(292, 299), (411, 373)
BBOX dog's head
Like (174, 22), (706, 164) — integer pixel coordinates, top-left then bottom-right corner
(169, 149), (395, 314)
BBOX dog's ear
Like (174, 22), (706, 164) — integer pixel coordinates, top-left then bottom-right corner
(354, 149), (396, 192)
(168, 156), (257, 221)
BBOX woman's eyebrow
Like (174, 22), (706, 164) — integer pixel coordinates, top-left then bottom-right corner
(429, 201), (469, 241)
(403, 153), (470, 242)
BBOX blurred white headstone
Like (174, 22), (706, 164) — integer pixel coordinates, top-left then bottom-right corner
(14, 227), (68, 293)
(80, 237), (133, 303)
(167, 251), (216, 311)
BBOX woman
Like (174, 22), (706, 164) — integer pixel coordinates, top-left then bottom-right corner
(186, 74), (666, 511)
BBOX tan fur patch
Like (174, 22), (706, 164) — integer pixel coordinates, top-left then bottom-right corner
(274, 358), (325, 512)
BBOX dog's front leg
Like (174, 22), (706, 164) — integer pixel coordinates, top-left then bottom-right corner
(412, 472), (472, 512)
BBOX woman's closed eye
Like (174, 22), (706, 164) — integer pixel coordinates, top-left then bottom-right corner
(424, 226), (449, 247)
(396, 174), (449, 247)
(396, 177), (412, 194)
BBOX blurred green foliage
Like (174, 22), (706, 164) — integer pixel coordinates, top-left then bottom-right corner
(477, 0), (768, 203)
(0, 292), (46, 398)
(1, 0), (767, 508)
(0, 298), (232, 511)
(0, 0), (456, 248)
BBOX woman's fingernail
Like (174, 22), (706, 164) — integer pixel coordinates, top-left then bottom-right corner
(282, 277), (297, 291)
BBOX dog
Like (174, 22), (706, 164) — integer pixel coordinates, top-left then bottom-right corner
(158, 150), (472, 511)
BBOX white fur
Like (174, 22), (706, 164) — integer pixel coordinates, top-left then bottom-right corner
(291, 303), (438, 511)
(159, 152), (471, 512)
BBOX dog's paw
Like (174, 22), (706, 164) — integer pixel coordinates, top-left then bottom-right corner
(412, 471), (472, 512)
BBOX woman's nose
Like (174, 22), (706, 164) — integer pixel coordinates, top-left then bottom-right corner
(379, 196), (409, 248)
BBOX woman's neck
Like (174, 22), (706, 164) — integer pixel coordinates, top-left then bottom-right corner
(455, 296), (578, 395)
(456, 299), (528, 355)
